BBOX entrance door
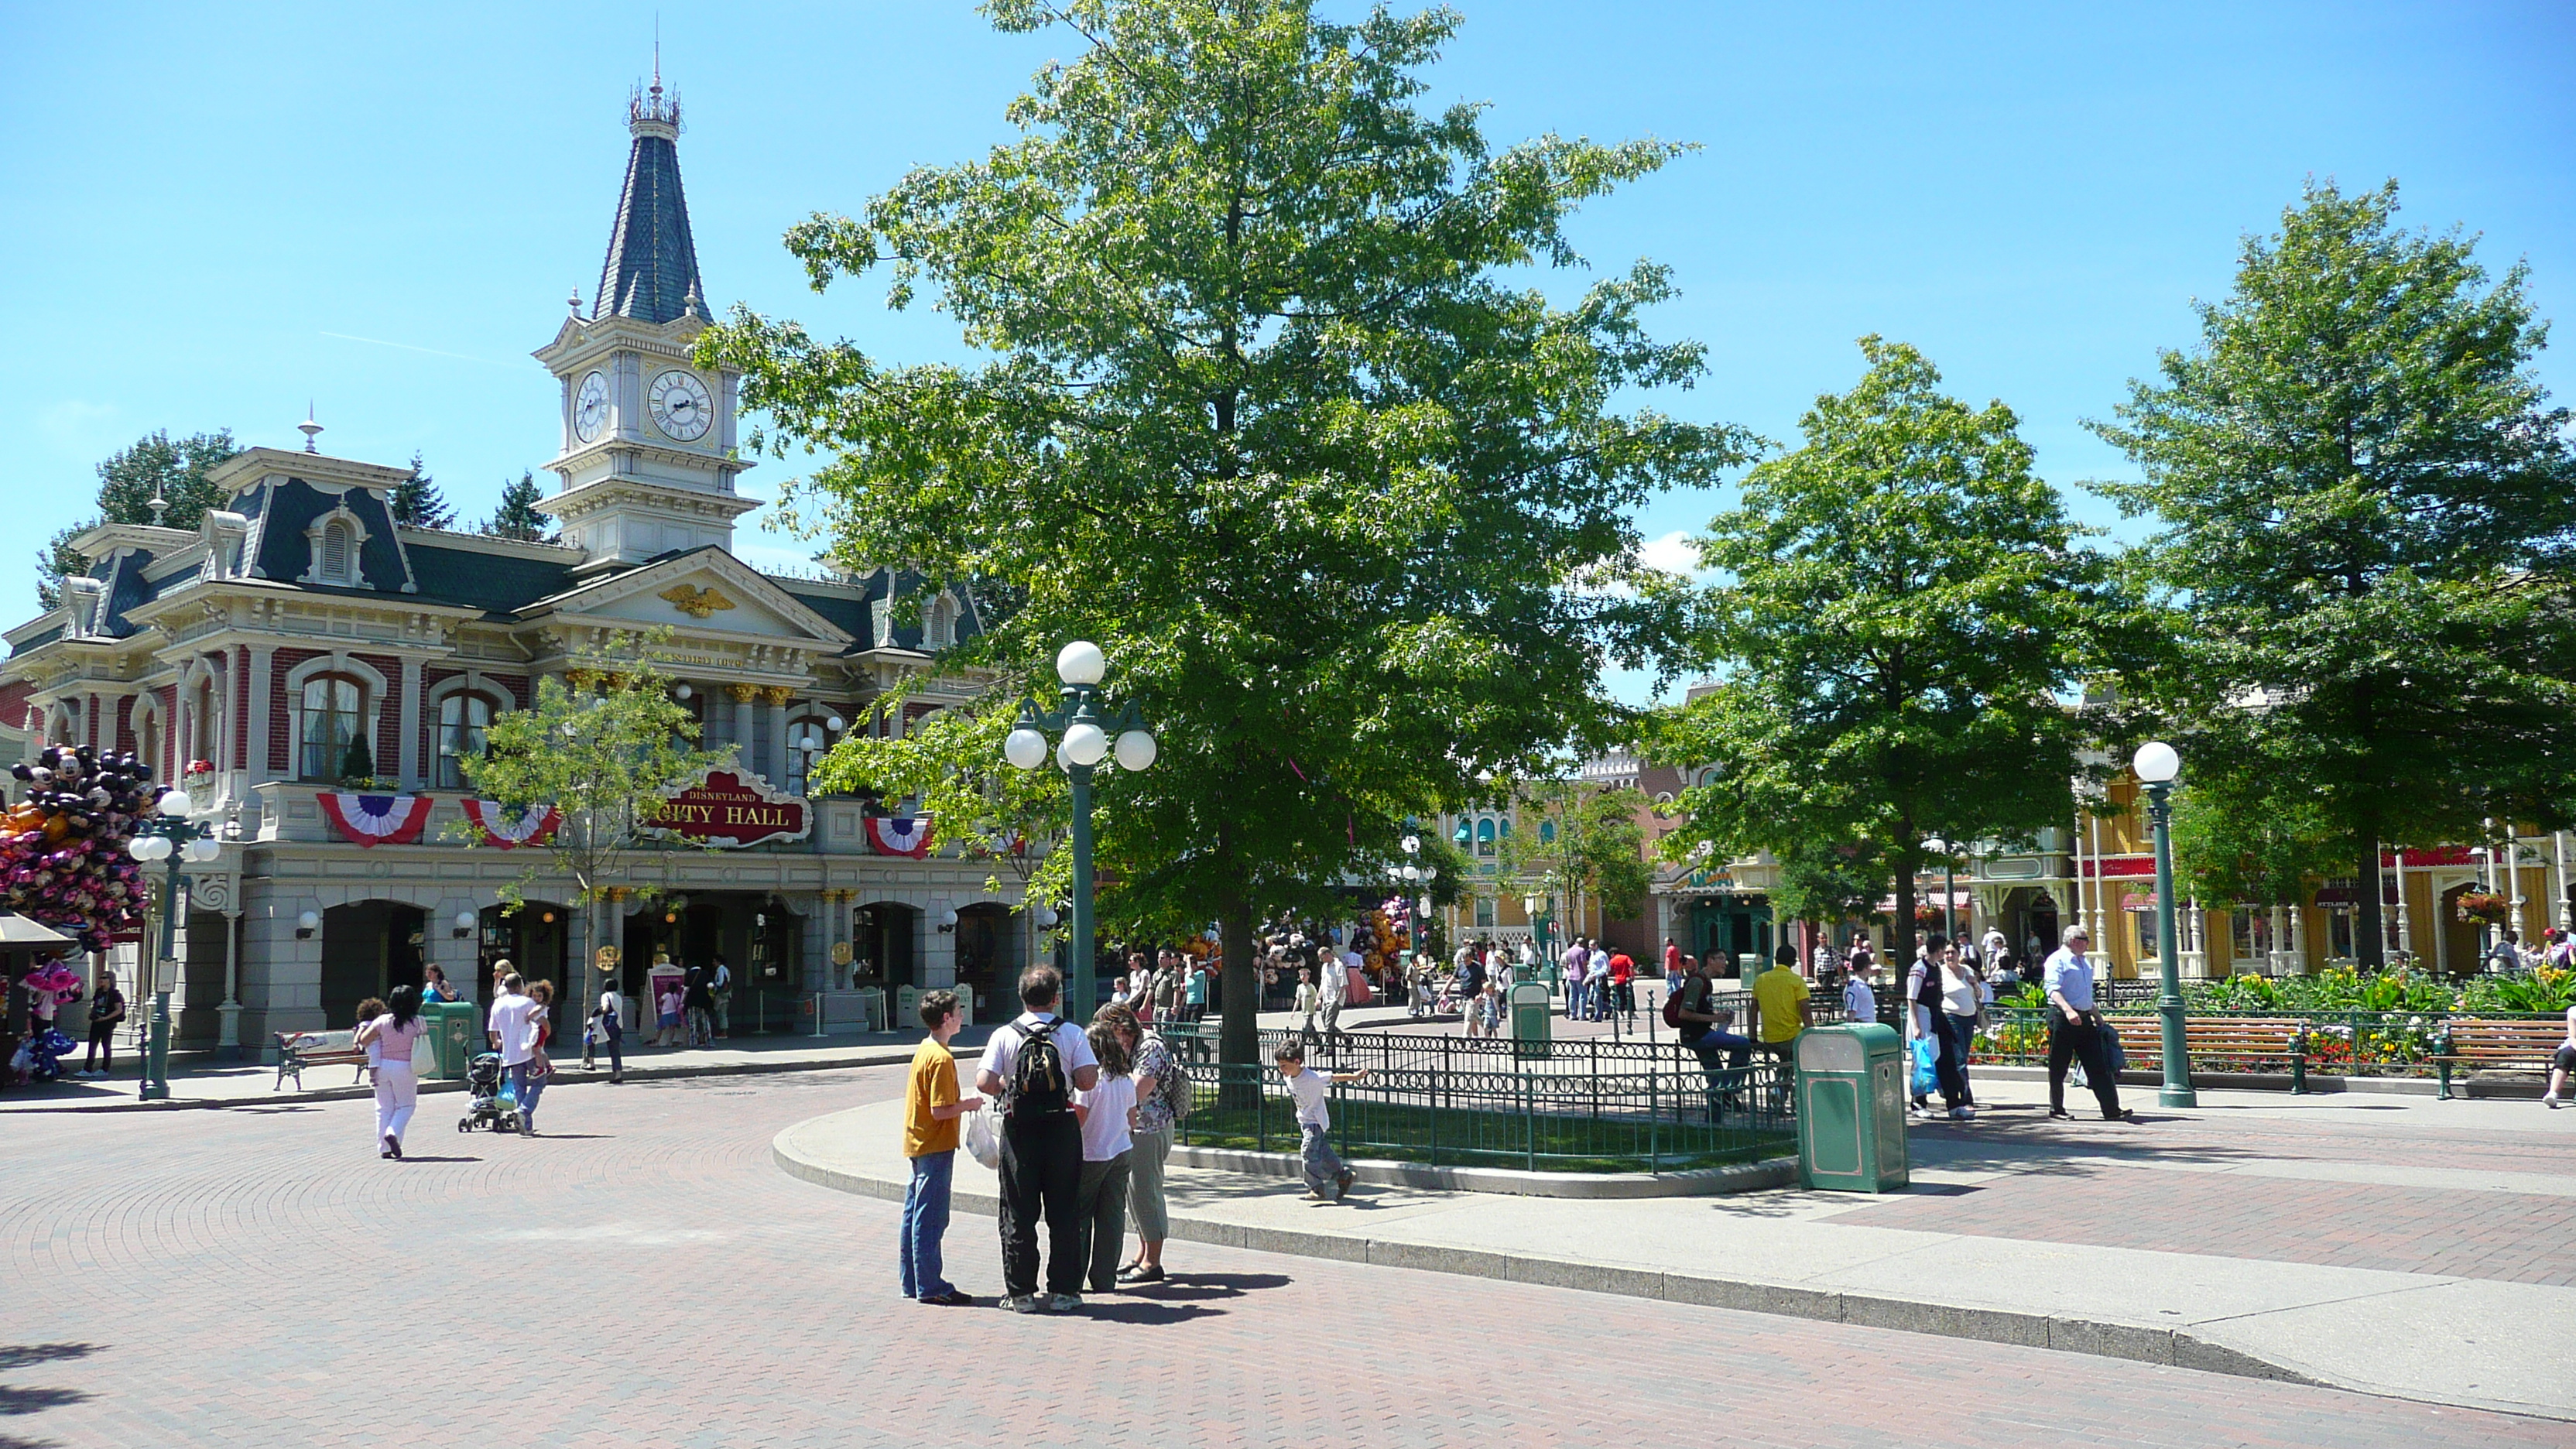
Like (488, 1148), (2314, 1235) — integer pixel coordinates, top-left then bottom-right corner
(858, 903), (919, 987)
(320, 901), (426, 1028)
(954, 903), (1014, 1012)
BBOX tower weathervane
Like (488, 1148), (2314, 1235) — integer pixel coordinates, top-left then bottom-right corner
(298, 403), (323, 454)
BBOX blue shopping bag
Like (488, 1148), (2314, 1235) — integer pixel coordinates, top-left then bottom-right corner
(1910, 1036), (1937, 1098)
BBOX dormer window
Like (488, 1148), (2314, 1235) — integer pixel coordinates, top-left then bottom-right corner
(300, 505), (368, 587)
(926, 593), (960, 651)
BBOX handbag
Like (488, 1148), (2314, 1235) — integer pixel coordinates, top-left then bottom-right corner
(1909, 1036), (1937, 1097)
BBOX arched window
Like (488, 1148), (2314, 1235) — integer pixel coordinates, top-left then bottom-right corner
(436, 693), (495, 790)
(926, 593), (959, 649)
(300, 674), (365, 781)
(784, 715), (832, 796)
(1475, 819), (1496, 857)
(318, 521), (354, 581)
(1538, 820), (1557, 844)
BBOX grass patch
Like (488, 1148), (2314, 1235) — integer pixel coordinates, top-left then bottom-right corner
(1177, 1089), (1793, 1175)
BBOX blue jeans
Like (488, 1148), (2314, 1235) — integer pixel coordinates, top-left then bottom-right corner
(506, 1060), (547, 1125)
(902, 1150), (956, 1300)
(1300, 1122), (1346, 1195)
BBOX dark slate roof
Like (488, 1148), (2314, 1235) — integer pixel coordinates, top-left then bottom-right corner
(594, 122), (705, 326)
(245, 478), (416, 594)
(94, 548), (159, 639)
(406, 541), (578, 617)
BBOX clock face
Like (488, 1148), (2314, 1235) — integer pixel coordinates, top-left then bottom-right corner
(573, 371), (609, 444)
(648, 369), (714, 442)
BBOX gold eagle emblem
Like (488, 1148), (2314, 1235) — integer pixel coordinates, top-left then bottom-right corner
(659, 584), (735, 618)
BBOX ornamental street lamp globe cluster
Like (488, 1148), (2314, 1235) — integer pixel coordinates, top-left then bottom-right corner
(125, 787), (221, 1101)
(1002, 641), (1156, 1019)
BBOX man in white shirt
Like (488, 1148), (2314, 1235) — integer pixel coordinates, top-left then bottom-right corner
(975, 965), (1102, 1312)
(485, 973), (543, 1136)
(710, 956), (735, 1039)
(1982, 927), (2010, 971)
(2043, 926), (2132, 1122)
(1840, 967), (1876, 1027)
(1319, 945), (1351, 1042)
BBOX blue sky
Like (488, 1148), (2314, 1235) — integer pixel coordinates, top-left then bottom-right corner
(5, 2), (2569, 703)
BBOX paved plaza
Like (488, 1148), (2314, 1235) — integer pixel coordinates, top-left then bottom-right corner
(4, 1057), (2571, 1448)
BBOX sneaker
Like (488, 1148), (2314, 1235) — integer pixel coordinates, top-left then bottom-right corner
(923, 1290), (978, 1307)
(2047, 1108), (2074, 1121)
(2547, 1095), (2564, 1110)
(1334, 1168), (1356, 1201)
(1115, 1264), (1165, 1285)
(1046, 1293), (1084, 1314)
(1002, 1293), (1044, 1314)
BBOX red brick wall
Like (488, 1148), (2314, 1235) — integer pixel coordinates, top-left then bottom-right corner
(355, 653), (401, 776)
(0, 680), (31, 738)
(231, 647), (250, 772)
(113, 694), (134, 756)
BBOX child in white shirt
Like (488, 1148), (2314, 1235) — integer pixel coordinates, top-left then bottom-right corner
(1274, 1040), (1369, 1201)
(1073, 1019), (1140, 1292)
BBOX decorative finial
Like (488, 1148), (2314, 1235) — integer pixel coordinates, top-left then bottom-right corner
(683, 276), (707, 320)
(148, 482), (169, 526)
(569, 285), (584, 316)
(298, 403), (323, 454)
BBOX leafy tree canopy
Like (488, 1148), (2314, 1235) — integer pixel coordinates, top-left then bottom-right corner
(1492, 778), (1654, 940)
(703, 0), (1750, 1062)
(1649, 337), (2128, 951)
(2091, 179), (2576, 964)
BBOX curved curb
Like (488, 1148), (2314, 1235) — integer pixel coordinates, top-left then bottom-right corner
(1161, 1142), (1796, 1198)
(772, 1108), (2341, 1396)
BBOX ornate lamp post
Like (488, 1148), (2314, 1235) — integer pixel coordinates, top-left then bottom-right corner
(125, 788), (220, 1101)
(2132, 741), (2196, 1108)
(1002, 641), (1156, 1021)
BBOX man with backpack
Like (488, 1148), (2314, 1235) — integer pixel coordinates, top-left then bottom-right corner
(974, 965), (1101, 1314)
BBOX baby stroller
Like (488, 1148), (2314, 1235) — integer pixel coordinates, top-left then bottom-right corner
(457, 1052), (522, 1133)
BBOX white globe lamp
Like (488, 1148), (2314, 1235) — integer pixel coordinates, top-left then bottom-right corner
(1003, 728), (1049, 771)
(2132, 740), (2180, 785)
(1060, 721), (1110, 768)
(158, 789), (194, 817)
(1056, 640), (1107, 687)
(1112, 729), (1156, 772)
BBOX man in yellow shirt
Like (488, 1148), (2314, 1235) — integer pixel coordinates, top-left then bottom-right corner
(901, 990), (984, 1306)
(1750, 947), (1814, 1082)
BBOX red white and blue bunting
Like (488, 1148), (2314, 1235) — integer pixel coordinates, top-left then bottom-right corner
(461, 799), (560, 849)
(863, 815), (935, 858)
(317, 793), (433, 848)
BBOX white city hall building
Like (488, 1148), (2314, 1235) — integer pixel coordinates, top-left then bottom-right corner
(1, 85), (1026, 1049)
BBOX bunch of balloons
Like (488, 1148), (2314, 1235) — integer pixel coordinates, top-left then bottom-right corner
(2, 745), (158, 953)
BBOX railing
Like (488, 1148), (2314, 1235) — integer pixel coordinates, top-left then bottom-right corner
(1166, 1025), (1795, 1174)
(1965, 1007), (2565, 1077)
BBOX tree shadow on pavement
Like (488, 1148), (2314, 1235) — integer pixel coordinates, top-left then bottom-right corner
(0, 1348), (94, 1374)
(0, 1386), (87, 1416)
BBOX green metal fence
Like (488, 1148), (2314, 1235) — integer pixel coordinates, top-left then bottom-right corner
(1164, 1024), (1795, 1174)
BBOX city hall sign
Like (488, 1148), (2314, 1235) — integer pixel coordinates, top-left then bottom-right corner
(646, 769), (811, 849)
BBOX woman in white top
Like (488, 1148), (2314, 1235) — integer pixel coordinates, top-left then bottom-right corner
(354, 985), (430, 1159)
(1939, 944), (1982, 1118)
(1072, 1019), (1139, 1296)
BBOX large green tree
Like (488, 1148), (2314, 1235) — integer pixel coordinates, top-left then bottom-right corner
(2091, 180), (2576, 968)
(703, 0), (1749, 1068)
(1649, 337), (2126, 961)
(481, 470), (555, 543)
(36, 429), (239, 608)
(388, 451), (455, 529)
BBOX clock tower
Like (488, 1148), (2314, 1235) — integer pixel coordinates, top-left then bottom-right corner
(533, 75), (756, 574)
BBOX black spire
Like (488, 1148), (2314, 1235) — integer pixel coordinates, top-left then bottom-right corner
(594, 73), (704, 326)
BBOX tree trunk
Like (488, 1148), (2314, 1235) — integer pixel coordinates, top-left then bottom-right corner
(1217, 892), (1260, 1109)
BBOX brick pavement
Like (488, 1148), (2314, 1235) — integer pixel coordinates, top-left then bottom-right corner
(1, 1068), (2564, 1447)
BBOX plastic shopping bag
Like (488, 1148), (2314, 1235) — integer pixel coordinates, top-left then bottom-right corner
(963, 1101), (1002, 1171)
(1909, 1037), (1937, 1098)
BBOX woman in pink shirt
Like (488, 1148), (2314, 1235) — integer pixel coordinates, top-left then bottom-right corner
(355, 985), (429, 1159)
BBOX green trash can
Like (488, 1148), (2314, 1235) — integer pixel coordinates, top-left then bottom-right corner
(1795, 1022), (1909, 1192)
(417, 999), (480, 1081)
(1509, 981), (1553, 1060)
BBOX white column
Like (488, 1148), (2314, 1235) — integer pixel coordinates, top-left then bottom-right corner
(2508, 834), (2530, 944)
(729, 685), (757, 773)
(2394, 849), (2413, 959)
(2555, 831), (2571, 931)
(767, 688), (794, 787)
(246, 646), (273, 786)
(397, 657), (424, 790)
(2289, 899), (2307, 973)
(2071, 808), (2091, 939)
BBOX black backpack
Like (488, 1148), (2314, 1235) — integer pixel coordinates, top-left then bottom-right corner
(1001, 1018), (1075, 1120)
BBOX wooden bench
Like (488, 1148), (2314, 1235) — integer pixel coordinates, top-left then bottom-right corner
(273, 1029), (372, 1091)
(2107, 1016), (2310, 1077)
(2433, 1019), (2568, 1100)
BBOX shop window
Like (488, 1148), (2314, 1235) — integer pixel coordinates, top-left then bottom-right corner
(300, 675), (365, 781)
(1473, 896), (1495, 928)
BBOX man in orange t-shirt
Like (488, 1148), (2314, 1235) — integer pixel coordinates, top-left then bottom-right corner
(901, 990), (985, 1306)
